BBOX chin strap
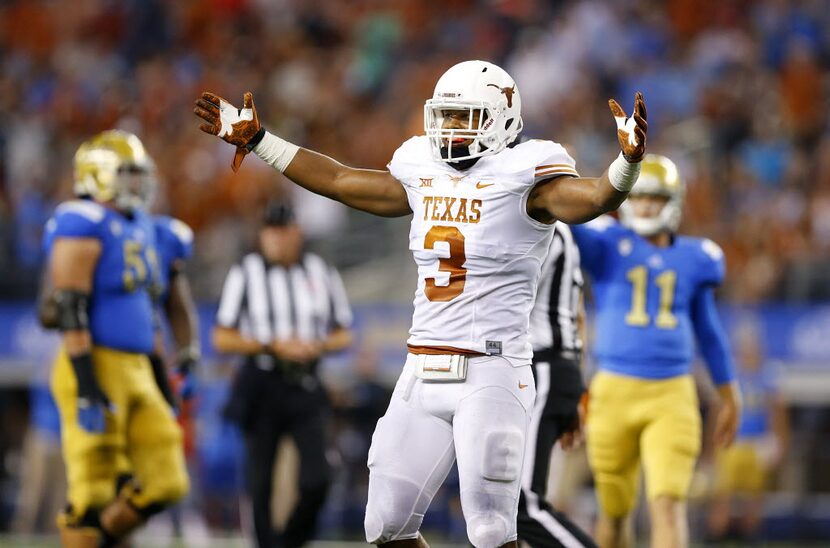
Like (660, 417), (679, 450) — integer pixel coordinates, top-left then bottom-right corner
(440, 145), (483, 171)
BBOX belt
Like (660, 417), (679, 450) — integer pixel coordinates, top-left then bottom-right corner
(247, 354), (319, 379)
(407, 344), (485, 357)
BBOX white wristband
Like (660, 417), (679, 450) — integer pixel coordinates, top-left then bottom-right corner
(607, 152), (641, 192)
(252, 131), (300, 173)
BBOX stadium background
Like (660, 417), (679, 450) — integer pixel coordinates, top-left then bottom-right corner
(1, 0), (830, 545)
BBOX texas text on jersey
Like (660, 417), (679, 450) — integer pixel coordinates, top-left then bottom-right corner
(390, 135), (578, 365)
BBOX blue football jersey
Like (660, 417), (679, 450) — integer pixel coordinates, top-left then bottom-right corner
(153, 215), (194, 301)
(43, 200), (160, 353)
(573, 216), (725, 379)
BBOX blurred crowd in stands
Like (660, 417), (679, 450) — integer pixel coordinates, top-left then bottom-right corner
(0, 0), (828, 302)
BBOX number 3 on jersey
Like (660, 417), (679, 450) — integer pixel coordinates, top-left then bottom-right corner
(625, 265), (678, 329)
(424, 226), (467, 302)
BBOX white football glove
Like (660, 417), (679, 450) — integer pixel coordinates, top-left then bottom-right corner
(609, 92), (647, 162)
(194, 91), (264, 172)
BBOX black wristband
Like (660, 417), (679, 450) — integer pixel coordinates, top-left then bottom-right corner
(54, 290), (90, 331)
(245, 126), (267, 151)
(69, 353), (97, 399)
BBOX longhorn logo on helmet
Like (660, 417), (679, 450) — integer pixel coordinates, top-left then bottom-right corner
(486, 84), (516, 107)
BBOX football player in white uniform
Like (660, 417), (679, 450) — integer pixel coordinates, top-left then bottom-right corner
(195, 60), (647, 548)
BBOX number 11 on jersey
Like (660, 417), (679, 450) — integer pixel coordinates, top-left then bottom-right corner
(625, 266), (678, 329)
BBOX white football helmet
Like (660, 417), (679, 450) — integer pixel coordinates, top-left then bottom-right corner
(424, 60), (523, 162)
(619, 154), (684, 236)
(73, 129), (157, 212)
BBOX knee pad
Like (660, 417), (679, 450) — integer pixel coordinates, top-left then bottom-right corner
(460, 487), (516, 548)
(481, 429), (523, 482)
(466, 511), (512, 548)
(364, 474), (425, 544)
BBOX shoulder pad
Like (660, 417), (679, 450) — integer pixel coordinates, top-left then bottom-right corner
(389, 136), (430, 168)
(168, 218), (194, 246)
(55, 200), (106, 224)
(701, 238), (724, 261)
(693, 236), (726, 285)
(387, 136), (432, 185)
(50, 200), (106, 240)
(503, 139), (579, 179)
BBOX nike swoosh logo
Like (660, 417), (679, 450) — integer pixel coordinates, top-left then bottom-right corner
(518, 382), (528, 389)
(476, 182), (494, 189)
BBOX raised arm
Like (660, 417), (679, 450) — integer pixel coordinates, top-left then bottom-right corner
(528, 92), (648, 224)
(194, 92), (411, 218)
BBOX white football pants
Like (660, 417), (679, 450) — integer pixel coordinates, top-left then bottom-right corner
(364, 354), (535, 547)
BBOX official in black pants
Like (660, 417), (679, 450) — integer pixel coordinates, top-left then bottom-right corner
(213, 201), (353, 547)
(228, 357), (332, 547)
(518, 351), (596, 548)
(519, 223), (597, 548)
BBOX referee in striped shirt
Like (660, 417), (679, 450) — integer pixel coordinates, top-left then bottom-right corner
(518, 222), (597, 548)
(213, 201), (353, 548)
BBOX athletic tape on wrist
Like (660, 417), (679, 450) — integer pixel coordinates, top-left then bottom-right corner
(252, 131), (300, 173)
(608, 152), (641, 192)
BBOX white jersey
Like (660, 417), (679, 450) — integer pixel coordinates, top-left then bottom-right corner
(388, 136), (579, 365)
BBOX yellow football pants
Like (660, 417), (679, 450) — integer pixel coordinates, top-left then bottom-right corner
(50, 346), (189, 523)
(586, 371), (701, 518)
(714, 441), (768, 495)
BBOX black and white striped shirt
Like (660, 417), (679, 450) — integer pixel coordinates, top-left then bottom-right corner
(529, 223), (583, 354)
(216, 252), (352, 343)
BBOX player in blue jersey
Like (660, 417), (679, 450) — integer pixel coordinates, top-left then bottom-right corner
(43, 130), (189, 547)
(572, 154), (741, 548)
(707, 322), (789, 542)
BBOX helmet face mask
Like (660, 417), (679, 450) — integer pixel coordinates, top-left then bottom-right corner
(619, 154), (684, 237)
(424, 60), (523, 163)
(73, 130), (157, 212)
